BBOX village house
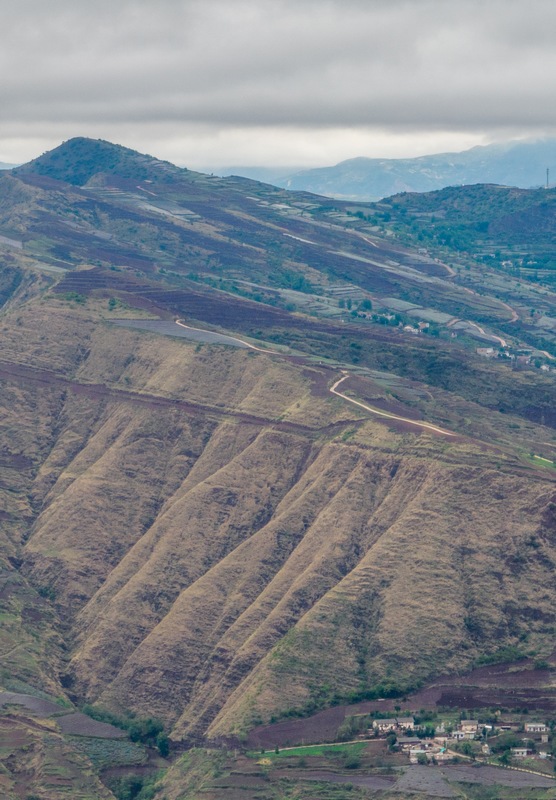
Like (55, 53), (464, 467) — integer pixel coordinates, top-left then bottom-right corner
(409, 746), (449, 764)
(525, 722), (549, 734)
(453, 720), (480, 739)
(372, 718), (398, 732)
(397, 736), (423, 751)
(372, 716), (415, 733)
(512, 747), (533, 758)
(476, 347), (496, 358)
(452, 730), (477, 741)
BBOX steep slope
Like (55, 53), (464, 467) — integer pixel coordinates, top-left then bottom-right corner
(207, 462), (555, 738)
(0, 294), (554, 749)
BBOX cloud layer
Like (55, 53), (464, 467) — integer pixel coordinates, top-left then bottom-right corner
(3, 0), (556, 166)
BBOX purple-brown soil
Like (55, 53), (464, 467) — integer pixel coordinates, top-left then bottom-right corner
(247, 659), (556, 748)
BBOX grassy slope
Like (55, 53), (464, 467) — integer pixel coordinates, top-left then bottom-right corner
(0, 296), (553, 749)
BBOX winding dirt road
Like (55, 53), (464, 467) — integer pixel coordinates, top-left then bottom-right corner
(175, 319), (283, 354)
(330, 374), (456, 437)
(174, 320), (456, 436)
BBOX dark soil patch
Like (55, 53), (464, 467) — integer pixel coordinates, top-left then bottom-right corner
(0, 692), (63, 716)
(247, 706), (347, 748)
(343, 375), (424, 420)
(213, 774), (271, 789)
(403, 259), (450, 278)
(439, 764), (555, 788)
(301, 366), (339, 399)
(436, 686), (556, 711)
(0, 452), (33, 469)
(283, 771), (396, 791)
(247, 661), (556, 749)
(439, 661), (554, 689)
(56, 712), (127, 738)
(21, 607), (46, 623)
(100, 764), (158, 780)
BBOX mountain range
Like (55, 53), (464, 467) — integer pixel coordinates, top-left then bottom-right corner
(222, 139), (556, 201)
(0, 137), (555, 799)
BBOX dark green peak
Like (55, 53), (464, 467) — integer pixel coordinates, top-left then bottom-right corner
(15, 137), (182, 187)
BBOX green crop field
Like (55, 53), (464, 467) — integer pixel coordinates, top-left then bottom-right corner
(70, 736), (148, 770)
(252, 741), (368, 759)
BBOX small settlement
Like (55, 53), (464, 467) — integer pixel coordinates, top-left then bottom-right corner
(367, 714), (555, 767)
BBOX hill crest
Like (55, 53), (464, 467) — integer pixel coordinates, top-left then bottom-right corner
(14, 136), (184, 186)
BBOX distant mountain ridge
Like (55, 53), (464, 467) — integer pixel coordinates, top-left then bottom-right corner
(272, 139), (556, 200)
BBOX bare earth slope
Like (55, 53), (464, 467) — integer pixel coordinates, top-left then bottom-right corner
(0, 296), (554, 750)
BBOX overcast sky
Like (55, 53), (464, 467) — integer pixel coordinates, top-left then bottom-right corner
(2, 0), (556, 169)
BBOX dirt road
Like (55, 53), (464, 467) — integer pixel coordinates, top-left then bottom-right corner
(330, 374), (455, 437)
(173, 321), (457, 437)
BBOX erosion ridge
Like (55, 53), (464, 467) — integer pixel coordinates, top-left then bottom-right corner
(0, 298), (553, 748)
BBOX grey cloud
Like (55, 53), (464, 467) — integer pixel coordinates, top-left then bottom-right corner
(2, 0), (556, 163)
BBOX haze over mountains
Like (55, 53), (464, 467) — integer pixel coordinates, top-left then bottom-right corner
(0, 137), (555, 798)
(220, 139), (556, 201)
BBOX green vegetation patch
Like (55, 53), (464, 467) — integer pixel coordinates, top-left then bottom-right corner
(69, 736), (148, 770)
(252, 741), (367, 759)
(475, 646), (529, 667)
(81, 705), (169, 755)
(59, 291), (87, 304)
(106, 770), (163, 800)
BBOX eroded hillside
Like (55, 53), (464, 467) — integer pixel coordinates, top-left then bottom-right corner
(1, 139), (556, 798)
(0, 295), (554, 751)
